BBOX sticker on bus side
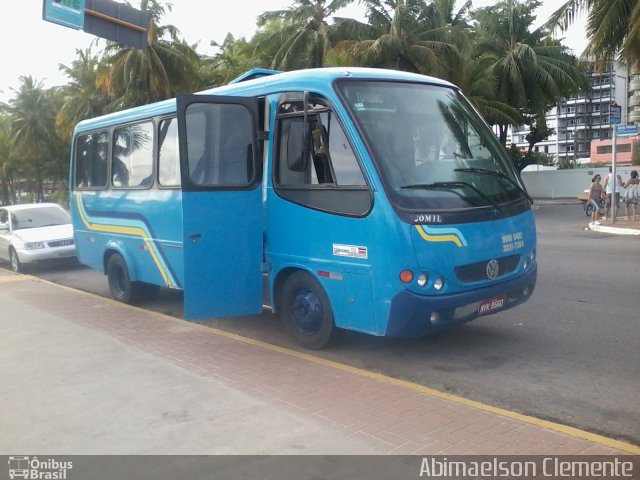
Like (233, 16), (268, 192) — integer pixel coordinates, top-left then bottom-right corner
(333, 244), (368, 259)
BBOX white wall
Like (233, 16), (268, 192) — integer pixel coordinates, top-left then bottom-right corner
(521, 166), (638, 199)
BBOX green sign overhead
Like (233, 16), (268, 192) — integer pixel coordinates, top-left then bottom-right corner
(43, 0), (148, 49)
(42, 0), (85, 30)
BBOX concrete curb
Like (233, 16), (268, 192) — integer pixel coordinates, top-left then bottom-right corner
(588, 222), (640, 236)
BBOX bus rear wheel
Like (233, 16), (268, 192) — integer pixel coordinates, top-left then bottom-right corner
(107, 253), (146, 304)
(281, 271), (335, 349)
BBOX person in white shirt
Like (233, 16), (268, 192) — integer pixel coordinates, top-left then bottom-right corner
(603, 166), (623, 221)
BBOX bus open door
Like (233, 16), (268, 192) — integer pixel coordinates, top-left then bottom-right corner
(177, 95), (263, 319)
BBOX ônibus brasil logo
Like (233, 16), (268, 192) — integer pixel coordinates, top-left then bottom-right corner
(8, 456), (73, 480)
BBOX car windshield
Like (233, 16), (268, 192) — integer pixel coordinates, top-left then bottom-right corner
(337, 80), (526, 211)
(11, 206), (70, 230)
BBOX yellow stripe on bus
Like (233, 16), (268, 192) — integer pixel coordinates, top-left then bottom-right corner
(415, 225), (463, 247)
(75, 193), (174, 288)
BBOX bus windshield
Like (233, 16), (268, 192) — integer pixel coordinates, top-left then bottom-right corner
(338, 80), (526, 212)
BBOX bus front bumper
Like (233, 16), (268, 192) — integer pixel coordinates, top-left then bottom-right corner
(385, 266), (537, 337)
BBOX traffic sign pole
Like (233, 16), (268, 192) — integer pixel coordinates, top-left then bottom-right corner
(609, 103), (622, 224)
(612, 128), (617, 223)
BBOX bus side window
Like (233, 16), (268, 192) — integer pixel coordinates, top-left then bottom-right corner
(112, 122), (154, 188)
(158, 117), (180, 187)
(276, 109), (365, 187)
(74, 131), (108, 189)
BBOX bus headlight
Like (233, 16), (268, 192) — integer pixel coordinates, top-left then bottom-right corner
(530, 248), (536, 262)
(417, 273), (428, 287)
(433, 277), (444, 291)
(24, 242), (45, 250)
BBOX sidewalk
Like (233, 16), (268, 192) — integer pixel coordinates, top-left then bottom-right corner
(535, 198), (640, 235)
(1, 270), (638, 455)
(588, 216), (640, 235)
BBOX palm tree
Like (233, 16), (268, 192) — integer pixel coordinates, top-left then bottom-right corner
(203, 34), (270, 86)
(57, 47), (111, 138)
(4, 76), (58, 201)
(548, 0), (640, 68)
(0, 114), (16, 204)
(332, 0), (457, 76)
(448, 49), (523, 127)
(256, 0), (354, 69)
(473, 0), (585, 144)
(102, 0), (199, 108)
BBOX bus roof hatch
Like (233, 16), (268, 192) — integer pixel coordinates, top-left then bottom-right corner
(229, 68), (282, 84)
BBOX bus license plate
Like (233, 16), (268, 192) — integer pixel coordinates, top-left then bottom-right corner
(478, 296), (506, 316)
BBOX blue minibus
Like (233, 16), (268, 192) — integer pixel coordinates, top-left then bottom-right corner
(70, 67), (536, 348)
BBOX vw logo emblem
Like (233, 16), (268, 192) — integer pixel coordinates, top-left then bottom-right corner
(486, 259), (500, 279)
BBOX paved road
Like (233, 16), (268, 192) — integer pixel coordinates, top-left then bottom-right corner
(12, 203), (640, 445)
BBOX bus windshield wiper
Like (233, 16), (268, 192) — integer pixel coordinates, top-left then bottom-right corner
(401, 181), (502, 212)
(454, 167), (534, 204)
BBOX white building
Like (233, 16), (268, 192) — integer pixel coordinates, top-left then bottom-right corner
(508, 61), (632, 162)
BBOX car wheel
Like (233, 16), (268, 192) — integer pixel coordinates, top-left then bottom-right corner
(106, 254), (143, 304)
(9, 248), (22, 273)
(281, 271), (335, 349)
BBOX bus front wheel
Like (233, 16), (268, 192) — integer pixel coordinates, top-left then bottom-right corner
(107, 253), (144, 304)
(281, 271), (335, 349)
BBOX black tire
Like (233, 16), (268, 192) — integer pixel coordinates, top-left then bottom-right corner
(9, 247), (22, 273)
(281, 271), (335, 349)
(106, 254), (144, 304)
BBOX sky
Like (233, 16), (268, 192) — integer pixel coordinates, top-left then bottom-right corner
(0, 1), (587, 103)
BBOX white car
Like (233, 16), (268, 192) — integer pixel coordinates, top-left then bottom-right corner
(0, 203), (76, 272)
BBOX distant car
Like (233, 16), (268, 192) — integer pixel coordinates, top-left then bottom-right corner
(0, 203), (76, 272)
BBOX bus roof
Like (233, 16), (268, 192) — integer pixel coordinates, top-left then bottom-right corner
(74, 67), (455, 133)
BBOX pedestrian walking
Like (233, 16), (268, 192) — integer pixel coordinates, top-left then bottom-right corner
(622, 170), (639, 221)
(588, 174), (604, 225)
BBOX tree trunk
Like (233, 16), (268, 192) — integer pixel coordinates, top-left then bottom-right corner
(498, 124), (508, 146)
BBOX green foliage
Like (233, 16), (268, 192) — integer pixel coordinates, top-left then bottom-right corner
(548, 0), (640, 69)
(472, 0), (585, 145)
(506, 144), (558, 171)
(0, 0), (590, 195)
(556, 156), (577, 169)
(51, 189), (70, 208)
(256, 0), (354, 69)
(102, 0), (200, 108)
(524, 116), (555, 155)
